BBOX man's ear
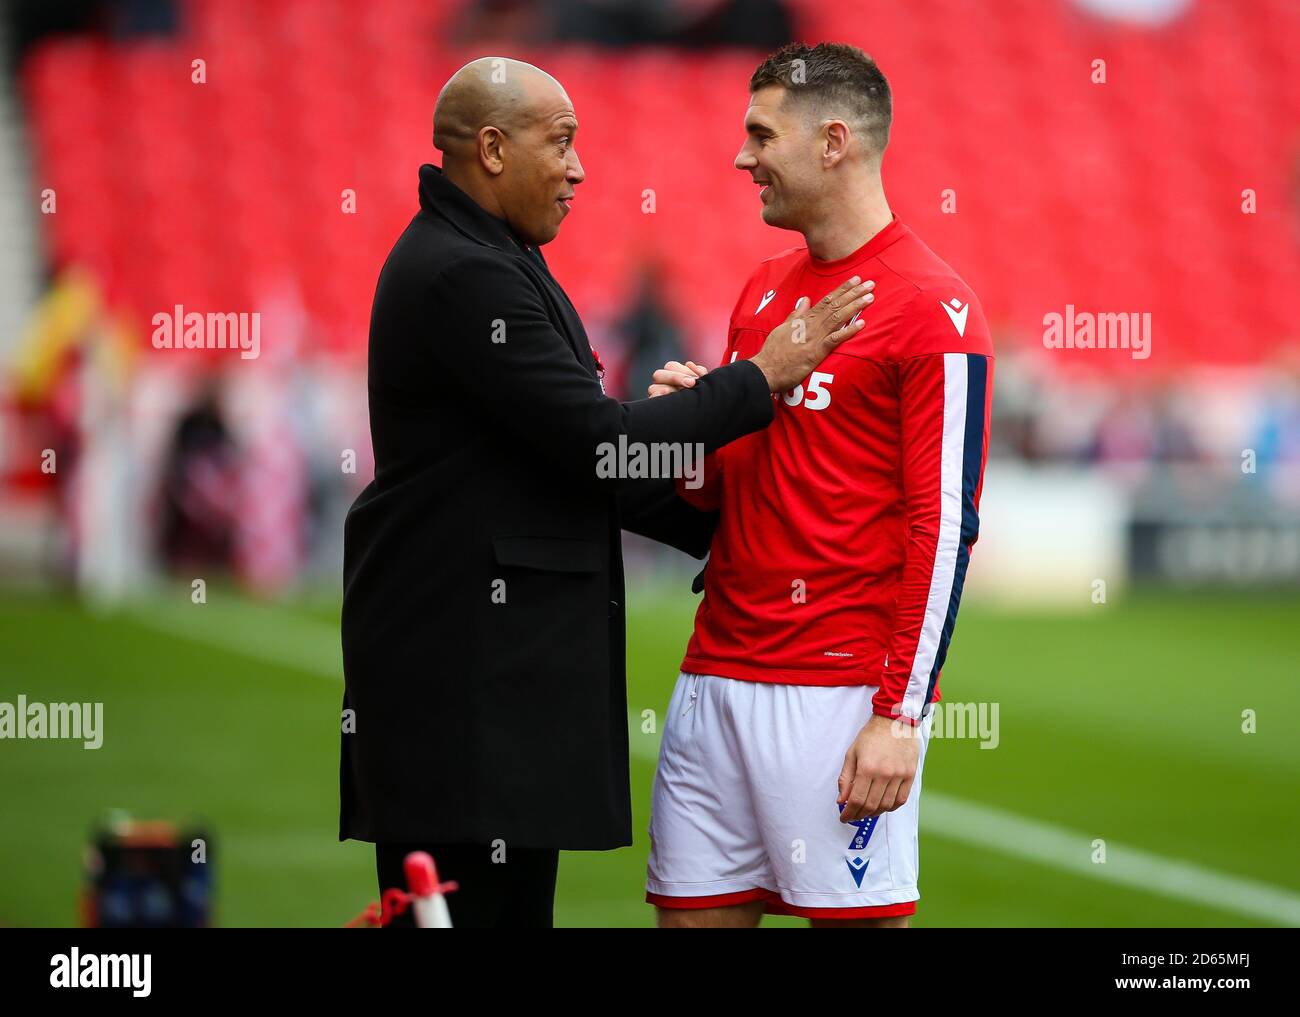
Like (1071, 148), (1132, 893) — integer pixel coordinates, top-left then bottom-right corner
(478, 126), (505, 176)
(823, 120), (851, 169)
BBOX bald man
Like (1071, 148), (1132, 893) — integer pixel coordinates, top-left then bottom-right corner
(339, 57), (874, 927)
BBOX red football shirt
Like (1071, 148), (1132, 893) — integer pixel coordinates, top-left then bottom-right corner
(678, 216), (994, 724)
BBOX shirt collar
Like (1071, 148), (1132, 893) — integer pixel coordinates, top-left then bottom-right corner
(806, 213), (907, 275)
(418, 163), (529, 254)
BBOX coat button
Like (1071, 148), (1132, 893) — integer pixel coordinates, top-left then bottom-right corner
(609, 600), (620, 617)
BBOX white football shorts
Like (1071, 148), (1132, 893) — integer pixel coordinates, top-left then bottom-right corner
(646, 671), (935, 919)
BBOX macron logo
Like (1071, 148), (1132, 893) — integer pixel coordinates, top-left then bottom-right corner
(941, 297), (969, 337)
(846, 855), (869, 888)
(755, 289), (777, 314)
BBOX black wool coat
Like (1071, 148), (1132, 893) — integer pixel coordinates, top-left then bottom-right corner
(340, 164), (774, 849)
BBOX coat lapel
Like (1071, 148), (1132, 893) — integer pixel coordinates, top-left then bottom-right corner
(418, 164), (596, 378)
(522, 246), (598, 376)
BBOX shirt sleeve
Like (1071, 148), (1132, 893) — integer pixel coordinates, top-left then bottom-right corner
(874, 291), (994, 725)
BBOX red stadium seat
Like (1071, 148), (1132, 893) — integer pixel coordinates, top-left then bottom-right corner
(17, 0), (1300, 370)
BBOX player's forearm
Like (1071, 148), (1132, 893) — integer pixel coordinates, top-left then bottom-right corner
(880, 514), (986, 723)
(878, 505), (980, 724)
(876, 543), (942, 726)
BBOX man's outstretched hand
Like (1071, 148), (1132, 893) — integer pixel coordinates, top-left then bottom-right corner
(752, 277), (874, 392)
(645, 277), (875, 398)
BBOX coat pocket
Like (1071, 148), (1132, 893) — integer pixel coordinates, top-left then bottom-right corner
(491, 535), (602, 573)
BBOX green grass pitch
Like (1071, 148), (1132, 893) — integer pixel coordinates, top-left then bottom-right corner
(0, 584), (1295, 927)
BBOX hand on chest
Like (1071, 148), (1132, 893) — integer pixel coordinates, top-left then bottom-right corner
(726, 271), (898, 418)
(741, 269), (899, 358)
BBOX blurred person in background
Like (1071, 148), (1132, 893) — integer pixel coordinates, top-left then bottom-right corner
(1250, 348), (1300, 473)
(1087, 386), (1201, 468)
(1247, 346), (1300, 506)
(156, 382), (238, 574)
(617, 263), (689, 402)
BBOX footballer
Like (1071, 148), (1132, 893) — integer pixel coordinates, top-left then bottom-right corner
(645, 42), (994, 928)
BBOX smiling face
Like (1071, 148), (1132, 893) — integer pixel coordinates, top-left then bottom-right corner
(496, 79), (584, 246)
(734, 85), (823, 233)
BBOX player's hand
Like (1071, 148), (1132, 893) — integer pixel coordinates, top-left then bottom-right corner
(647, 360), (708, 398)
(837, 713), (920, 822)
(750, 277), (874, 393)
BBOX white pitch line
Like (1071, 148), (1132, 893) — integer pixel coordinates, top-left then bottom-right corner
(125, 595), (1300, 926)
(917, 792), (1300, 926)
(125, 595), (344, 680)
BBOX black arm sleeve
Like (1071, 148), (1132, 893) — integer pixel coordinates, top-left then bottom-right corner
(617, 477), (718, 559)
(427, 253), (774, 482)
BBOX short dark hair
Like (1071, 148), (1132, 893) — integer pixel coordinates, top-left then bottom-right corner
(750, 42), (892, 158)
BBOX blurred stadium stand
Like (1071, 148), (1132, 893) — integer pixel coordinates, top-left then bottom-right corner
(13, 0), (1300, 364)
(1, 0), (1298, 596)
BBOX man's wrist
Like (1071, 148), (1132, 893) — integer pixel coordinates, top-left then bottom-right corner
(747, 352), (778, 392)
(870, 703), (921, 729)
